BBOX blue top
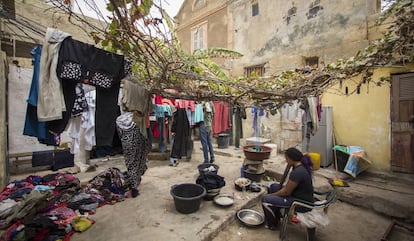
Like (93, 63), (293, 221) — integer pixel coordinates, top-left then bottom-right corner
(27, 45), (42, 106)
(155, 104), (172, 118)
(23, 45), (57, 145)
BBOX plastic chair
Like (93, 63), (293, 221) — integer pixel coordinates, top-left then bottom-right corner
(279, 189), (337, 241)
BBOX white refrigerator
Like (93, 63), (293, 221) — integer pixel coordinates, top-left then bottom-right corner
(302, 106), (333, 167)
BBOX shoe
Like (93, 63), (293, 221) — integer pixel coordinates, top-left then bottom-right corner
(131, 188), (139, 198)
(210, 159), (215, 163)
(264, 224), (277, 231)
(234, 147), (240, 150)
(169, 160), (179, 167)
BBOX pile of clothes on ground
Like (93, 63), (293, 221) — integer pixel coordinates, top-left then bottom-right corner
(0, 167), (130, 241)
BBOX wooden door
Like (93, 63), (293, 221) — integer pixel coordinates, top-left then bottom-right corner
(391, 73), (414, 173)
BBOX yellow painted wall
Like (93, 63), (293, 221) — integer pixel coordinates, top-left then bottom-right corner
(322, 65), (414, 171)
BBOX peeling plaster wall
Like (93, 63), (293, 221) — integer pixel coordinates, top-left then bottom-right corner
(229, 0), (386, 157)
(230, 0), (371, 74)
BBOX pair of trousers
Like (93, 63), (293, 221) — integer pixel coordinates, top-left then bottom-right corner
(199, 122), (214, 163)
(262, 183), (295, 228)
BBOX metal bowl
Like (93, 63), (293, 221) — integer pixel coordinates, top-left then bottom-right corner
(236, 209), (265, 227)
(234, 177), (252, 191)
(213, 194), (234, 207)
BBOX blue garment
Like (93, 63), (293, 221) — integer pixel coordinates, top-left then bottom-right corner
(155, 105), (172, 118)
(186, 109), (194, 126)
(251, 107), (265, 137)
(34, 185), (55, 192)
(262, 183), (293, 228)
(23, 46), (56, 145)
(199, 122), (215, 163)
(27, 46), (41, 106)
(194, 104), (204, 123)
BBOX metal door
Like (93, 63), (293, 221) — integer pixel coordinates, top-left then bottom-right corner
(391, 73), (414, 173)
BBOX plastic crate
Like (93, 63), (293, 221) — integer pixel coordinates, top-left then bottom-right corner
(333, 145), (349, 172)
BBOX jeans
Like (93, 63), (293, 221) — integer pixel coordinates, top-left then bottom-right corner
(169, 137), (176, 165)
(199, 122), (214, 163)
(262, 183), (294, 228)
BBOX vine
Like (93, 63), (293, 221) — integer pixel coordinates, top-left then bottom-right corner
(48, 0), (413, 110)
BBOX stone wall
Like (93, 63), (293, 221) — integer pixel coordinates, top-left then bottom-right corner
(0, 0), (106, 181)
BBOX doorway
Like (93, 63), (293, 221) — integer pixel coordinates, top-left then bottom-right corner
(390, 73), (414, 173)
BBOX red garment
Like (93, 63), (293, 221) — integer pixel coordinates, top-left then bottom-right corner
(154, 94), (163, 104)
(153, 121), (160, 138)
(212, 101), (230, 135)
(63, 230), (75, 241)
(317, 96), (322, 121)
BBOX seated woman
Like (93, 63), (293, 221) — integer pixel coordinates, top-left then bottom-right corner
(262, 147), (314, 230)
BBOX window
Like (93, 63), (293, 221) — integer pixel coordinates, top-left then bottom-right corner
(252, 3), (259, 16)
(245, 64), (265, 78)
(304, 56), (319, 69)
(191, 23), (207, 52)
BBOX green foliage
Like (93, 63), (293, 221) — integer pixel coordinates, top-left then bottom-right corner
(56, 0), (413, 107)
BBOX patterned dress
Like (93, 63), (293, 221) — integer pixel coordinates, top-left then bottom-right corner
(116, 113), (149, 190)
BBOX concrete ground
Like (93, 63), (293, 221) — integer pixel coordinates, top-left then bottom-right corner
(9, 142), (414, 241)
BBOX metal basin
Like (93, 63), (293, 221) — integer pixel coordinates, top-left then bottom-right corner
(236, 209), (265, 227)
(213, 194), (234, 207)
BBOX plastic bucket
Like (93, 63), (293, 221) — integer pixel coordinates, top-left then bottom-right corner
(217, 133), (230, 149)
(170, 183), (206, 214)
(243, 169), (265, 182)
(197, 163), (219, 176)
(308, 152), (321, 170)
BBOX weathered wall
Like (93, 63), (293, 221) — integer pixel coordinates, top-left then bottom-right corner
(1, 0), (105, 175)
(16, 0), (103, 44)
(7, 64), (57, 154)
(2, 0), (104, 64)
(176, 0), (229, 53)
(229, 0), (374, 74)
(227, 0), (395, 160)
(323, 65), (414, 171)
(0, 51), (8, 188)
